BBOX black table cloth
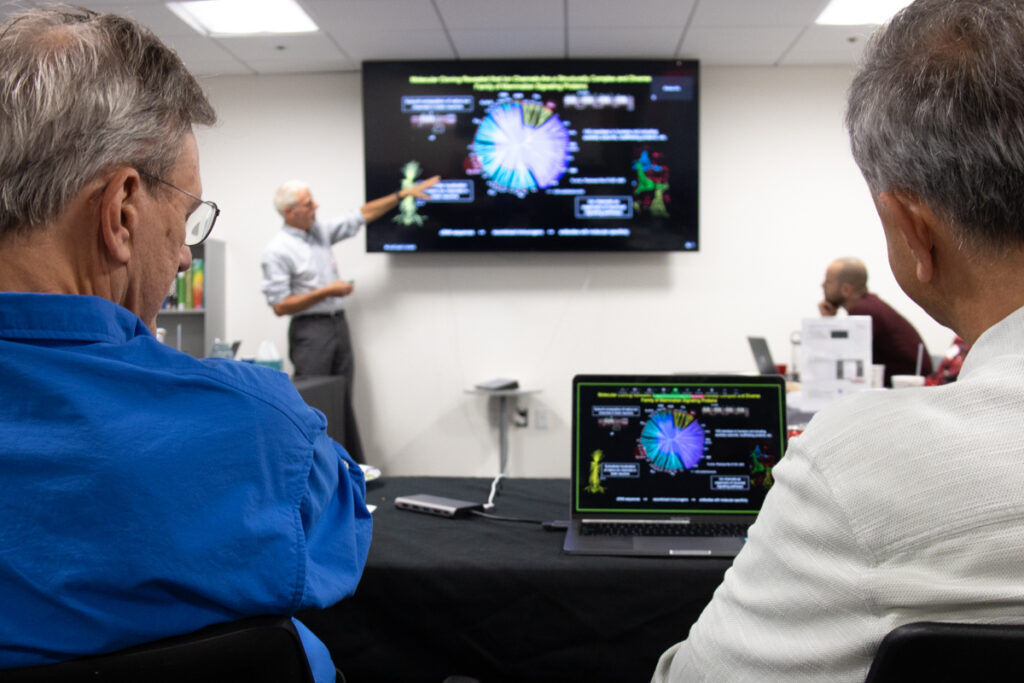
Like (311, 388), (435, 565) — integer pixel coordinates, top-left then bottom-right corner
(299, 476), (731, 683)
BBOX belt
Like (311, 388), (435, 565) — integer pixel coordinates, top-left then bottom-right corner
(297, 309), (345, 320)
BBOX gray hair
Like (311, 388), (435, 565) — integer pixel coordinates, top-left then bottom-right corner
(0, 5), (216, 237)
(847, 0), (1024, 252)
(273, 180), (309, 216)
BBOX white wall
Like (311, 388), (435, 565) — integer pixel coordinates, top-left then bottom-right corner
(193, 66), (953, 478)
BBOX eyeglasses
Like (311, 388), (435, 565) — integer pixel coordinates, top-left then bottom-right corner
(137, 170), (220, 247)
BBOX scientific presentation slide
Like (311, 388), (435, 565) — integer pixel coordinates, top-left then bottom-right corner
(362, 59), (699, 253)
(573, 380), (786, 515)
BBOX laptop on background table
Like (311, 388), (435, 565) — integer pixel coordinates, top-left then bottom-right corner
(563, 374), (788, 558)
(747, 336), (778, 375)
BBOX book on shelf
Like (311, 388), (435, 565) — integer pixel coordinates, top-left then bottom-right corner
(161, 260), (206, 311)
(192, 257), (204, 309)
(175, 272), (185, 310)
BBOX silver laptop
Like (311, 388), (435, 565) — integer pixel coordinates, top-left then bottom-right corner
(563, 374), (788, 558)
(747, 336), (778, 375)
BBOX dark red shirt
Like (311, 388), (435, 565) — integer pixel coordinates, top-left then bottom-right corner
(926, 336), (970, 385)
(846, 293), (933, 386)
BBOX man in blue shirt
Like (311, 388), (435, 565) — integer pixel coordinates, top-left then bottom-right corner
(0, 8), (370, 682)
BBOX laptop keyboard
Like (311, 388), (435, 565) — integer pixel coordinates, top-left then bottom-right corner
(580, 521), (750, 538)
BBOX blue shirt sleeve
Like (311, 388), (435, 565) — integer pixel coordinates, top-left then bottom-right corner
(292, 422), (371, 681)
(298, 431), (372, 607)
(292, 618), (338, 683)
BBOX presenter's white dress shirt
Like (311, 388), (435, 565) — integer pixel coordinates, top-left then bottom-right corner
(260, 210), (364, 316)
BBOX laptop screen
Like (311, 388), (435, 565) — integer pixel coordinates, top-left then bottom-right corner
(572, 374), (787, 516)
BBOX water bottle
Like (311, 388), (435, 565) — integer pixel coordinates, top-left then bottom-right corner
(211, 338), (233, 359)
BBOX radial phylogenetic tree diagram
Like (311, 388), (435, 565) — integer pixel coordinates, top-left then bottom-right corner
(640, 409), (705, 471)
(471, 99), (571, 196)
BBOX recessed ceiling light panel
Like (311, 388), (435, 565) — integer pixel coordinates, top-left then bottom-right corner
(167, 0), (318, 36)
(816, 0), (913, 26)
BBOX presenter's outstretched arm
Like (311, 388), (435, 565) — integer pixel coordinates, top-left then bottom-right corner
(360, 174), (441, 223)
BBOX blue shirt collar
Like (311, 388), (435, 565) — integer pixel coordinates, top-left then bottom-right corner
(0, 292), (152, 344)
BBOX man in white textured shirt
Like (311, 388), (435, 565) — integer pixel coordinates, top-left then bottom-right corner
(261, 176), (438, 461)
(653, 0), (1024, 680)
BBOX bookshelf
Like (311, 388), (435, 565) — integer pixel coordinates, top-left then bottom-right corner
(156, 239), (225, 358)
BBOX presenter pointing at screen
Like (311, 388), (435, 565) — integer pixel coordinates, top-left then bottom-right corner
(261, 176), (439, 463)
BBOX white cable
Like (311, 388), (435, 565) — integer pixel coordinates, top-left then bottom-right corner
(484, 471), (504, 511)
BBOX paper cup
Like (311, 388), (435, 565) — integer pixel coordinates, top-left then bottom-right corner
(890, 374), (925, 389)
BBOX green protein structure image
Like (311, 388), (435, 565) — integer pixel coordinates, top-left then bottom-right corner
(394, 160), (428, 227)
(585, 449), (606, 494)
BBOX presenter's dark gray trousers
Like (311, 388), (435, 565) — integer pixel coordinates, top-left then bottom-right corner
(288, 311), (364, 463)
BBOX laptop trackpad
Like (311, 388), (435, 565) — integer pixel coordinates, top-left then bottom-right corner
(633, 536), (746, 557)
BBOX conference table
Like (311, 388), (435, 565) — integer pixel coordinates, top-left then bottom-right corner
(298, 476), (733, 683)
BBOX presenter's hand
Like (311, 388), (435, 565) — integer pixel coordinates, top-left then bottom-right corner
(818, 300), (838, 316)
(410, 175), (441, 200)
(325, 280), (354, 297)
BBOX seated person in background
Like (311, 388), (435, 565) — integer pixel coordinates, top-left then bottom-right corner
(925, 336), (970, 385)
(0, 8), (370, 681)
(819, 256), (932, 386)
(654, 0), (1024, 680)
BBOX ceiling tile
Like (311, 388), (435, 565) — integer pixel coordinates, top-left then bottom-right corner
(568, 27), (683, 59)
(337, 29), (457, 63)
(567, 0), (695, 27)
(240, 57), (356, 74)
(690, 0), (830, 26)
(161, 33), (248, 72)
(435, 0), (564, 30)
(449, 28), (565, 59)
(214, 33), (356, 71)
(780, 24), (875, 65)
(188, 60), (257, 77)
(680, 25), (803, 65)
(303, 0), (443, 33)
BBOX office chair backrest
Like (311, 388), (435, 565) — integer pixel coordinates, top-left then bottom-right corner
(0, 614), (316, 683)
(865, 620), (1024, 683)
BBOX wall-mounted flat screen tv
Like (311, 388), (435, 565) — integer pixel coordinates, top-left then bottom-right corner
(362, 59), (699, 253)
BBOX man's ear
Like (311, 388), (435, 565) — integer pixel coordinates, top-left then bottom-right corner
(99, 168), (143, 264)
(878, 191), (937, 283)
